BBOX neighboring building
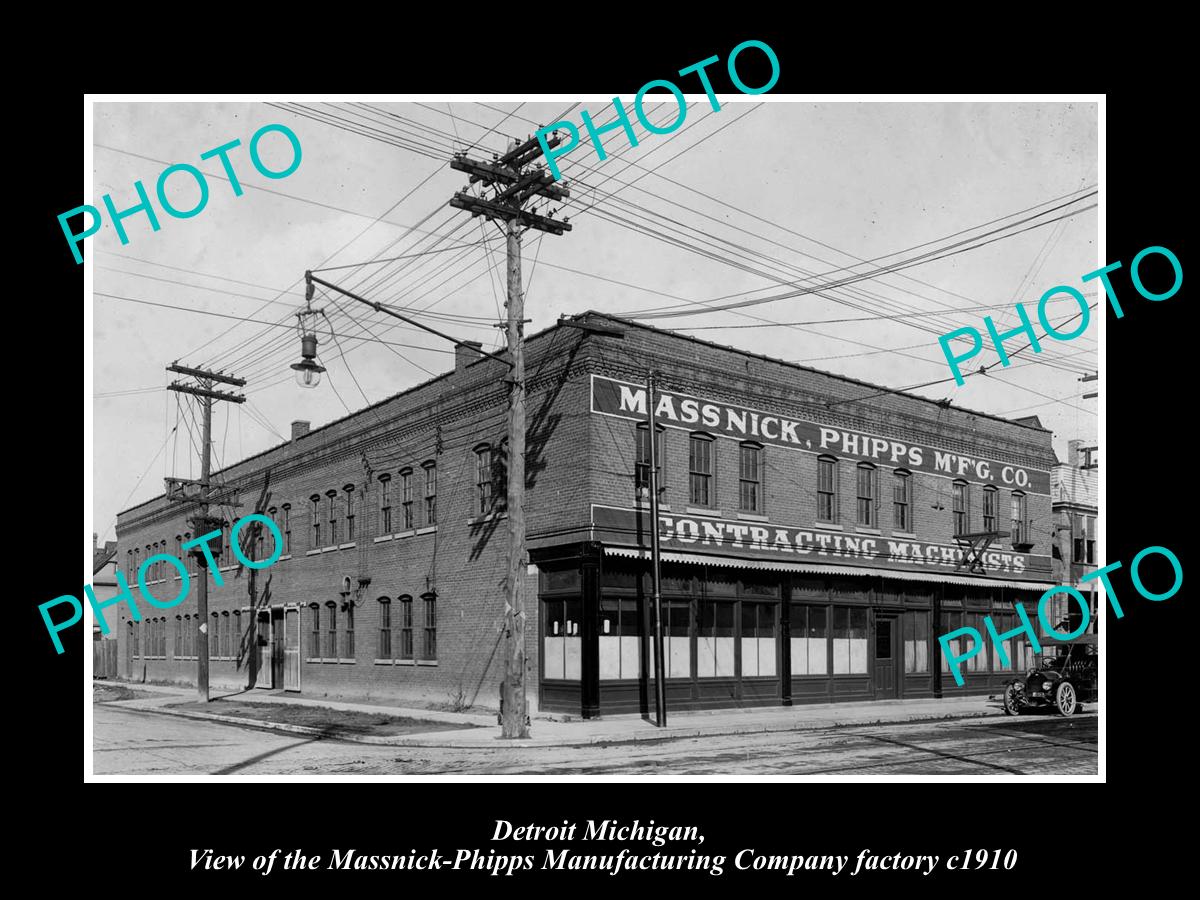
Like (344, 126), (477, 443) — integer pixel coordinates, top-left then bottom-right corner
(114, 312), (1057, 717)
(92, 533), (119, 641)
(1049, 439), (1099, 635)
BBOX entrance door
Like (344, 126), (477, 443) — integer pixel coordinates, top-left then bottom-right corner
(873, 615), (898, 699)
(283, 607), (301, 692)
(271, 607), (285, 688)
(256, 610), (273, 689)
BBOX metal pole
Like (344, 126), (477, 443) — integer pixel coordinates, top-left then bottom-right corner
(500, 217), (529, 740)
(647, 372), (667, 727)
(196, 393), (211, 702)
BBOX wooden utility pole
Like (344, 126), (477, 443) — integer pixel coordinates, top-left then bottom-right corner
(447, 134), (571, 739)
(646, 371), (667, 727)
(165, 363), (246, 702)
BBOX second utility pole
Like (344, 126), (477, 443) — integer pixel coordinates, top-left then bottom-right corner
(448, 132), (571, 739)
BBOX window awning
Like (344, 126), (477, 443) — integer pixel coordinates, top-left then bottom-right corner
(602, 546), (1057, 591)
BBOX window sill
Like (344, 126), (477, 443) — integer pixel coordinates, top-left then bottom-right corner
(395, 529), (415, 539)
(305, 549), (322, 557)
(220, 565), (236, 573)
(373, 535), (394, 544)
(635, 496), (670, 511)
(396, 659), (416, 666)
(685, 507), (723, 518)
(854, 526), (881, 535)
(416, 526), (438, 536)
(736, 512), (768, 522)
(813, 522), (843, 532)
(416, 659), (438, 666)
(338, 542), (357, 550)
(320, 545), (339, 553)
(278, 554), (292, 561)
(468, 513), (507, 525)
(892, 531), (918, 540)
(337, 658), (356, 664)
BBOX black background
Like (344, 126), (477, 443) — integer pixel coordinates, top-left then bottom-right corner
(21, 20), (1186, 891)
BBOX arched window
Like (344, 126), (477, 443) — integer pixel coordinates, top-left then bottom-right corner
(421, 592), (438, 661)
(182, 614), (191, 658)
(982, 485), (998, 532)
(307, 603), (321, 660)
(174, 535), (183, 574)
(221, 611), (231, 661)
(952, 479), (970, 535)
(132, 619), (140, 659)
(398, 595), (414, 660)
(174, 615), (182, 658)
(1011, 491), (1028, 545)
(856, 462), (877, 527)
(183, 532), (193, 575)
(399, 468), (414, 530)
(343, 484), (356, 542)
(310, 495), (322, 549)
(378, 474), (392, 534)
(635, 423), (665, 495)
(279, 505), (291, 555)
(325, 601), (338, 660)
(212, 612), (222, 659)
(232, 610), (242, 662)
(688, 433), (715, 507)
(739, 442), (762, 513)
(326, 489), (339, 546)
(377, 597), (392, 659)
(893, 470), (912, 531)
(817, 455), (838, 522)
(422, 461), (437, 525)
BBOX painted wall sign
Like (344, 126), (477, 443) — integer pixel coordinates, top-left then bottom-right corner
(591, 375), (1051, 495)
(591, 506), (1053, 582)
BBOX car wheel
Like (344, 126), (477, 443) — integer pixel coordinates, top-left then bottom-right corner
(1055, 681), (1077, 717)
(1002, 683), (1022, 716)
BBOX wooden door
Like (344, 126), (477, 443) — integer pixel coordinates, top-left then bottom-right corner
(256, 610), (273, 689)
(873, 615), (898, 699)
(284, 607), (301, 692)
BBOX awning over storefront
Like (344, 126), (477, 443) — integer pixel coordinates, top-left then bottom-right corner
(603, 546), (1058, 591)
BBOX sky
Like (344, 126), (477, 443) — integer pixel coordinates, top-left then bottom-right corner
(90, 98), (1099, 543)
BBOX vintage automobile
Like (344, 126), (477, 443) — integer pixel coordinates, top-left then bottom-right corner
(1002, 633), (1097, 717)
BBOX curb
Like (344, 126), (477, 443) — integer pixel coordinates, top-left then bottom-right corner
(112, 698), (1049, 749)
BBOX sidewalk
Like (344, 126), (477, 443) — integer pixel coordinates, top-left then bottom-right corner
(94, 680), (1020, 749)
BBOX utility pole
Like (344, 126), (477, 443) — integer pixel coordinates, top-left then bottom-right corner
(447, 133), (571, 739)
(165, 363), (246, 702)
(646, 371), (667, 727)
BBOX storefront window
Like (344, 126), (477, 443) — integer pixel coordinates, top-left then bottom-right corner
(903, 610), (930, 674)
(965, 611), (988, 672)
(789, 604), (829, 675)
(697, 599), (735, 678)
(832, 606), (868, 674)
(741, 602), (777, 677)
(543, 598), (582, 681)
(599, 597), (641, 680)
(649, 600), (692, 679)
(940, 610), (964, 674)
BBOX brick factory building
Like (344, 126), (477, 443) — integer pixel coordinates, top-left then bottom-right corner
(114, 311), (1060, 718)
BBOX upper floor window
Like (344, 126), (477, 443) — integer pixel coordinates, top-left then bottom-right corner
(325, 601), (338, 659)
(308, 603), (321, 659)
(475, 443), (495, 514)
(982, 486), (998, 533)
(1011, 491), (1028, 545)
(266, 508), (277, 557)
(635, 424), (665, 495)
(310, 495), (321, 548)
(952, 480), (970, 535)
(688, 434), (714, 507)
(893, 471), (911, 531)
(399, 595), (414, 660)
(379, 475), (392, 534)
(817, 456), (838, 523)
(856, 463), (877, 527)
(377, 598), (392, 659)
(399, 468), (413, 530)
(423, 461), (437, 525)
(280, 506), (290, 554)
(326, 489), (339, 545)
(739, 443), (762, 513)
(344, 485), (356, 542)
(1072, 513), (1096, 564)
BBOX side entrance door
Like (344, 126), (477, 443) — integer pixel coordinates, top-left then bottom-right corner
(283, 606), (301, 691)
(255, 609), (273, 689)
(873, 613), (899, 699)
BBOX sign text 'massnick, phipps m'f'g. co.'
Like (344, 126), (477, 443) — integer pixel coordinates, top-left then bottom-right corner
(591, 375), (1050, 494)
